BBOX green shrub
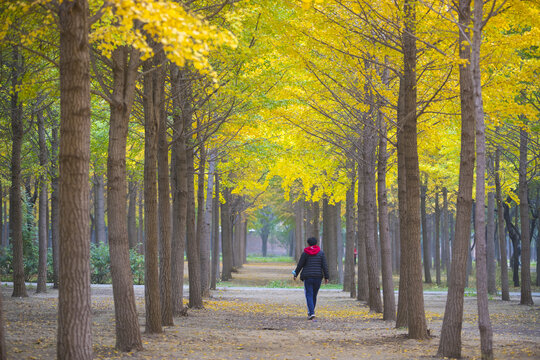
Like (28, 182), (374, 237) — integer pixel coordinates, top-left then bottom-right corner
(90, 242), (111, 284)
(130, 247), (144, 285)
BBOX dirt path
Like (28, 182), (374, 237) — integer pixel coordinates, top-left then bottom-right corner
(3, 262), (539, 359)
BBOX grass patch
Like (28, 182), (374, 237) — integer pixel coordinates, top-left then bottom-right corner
(246, 255), (294, 263)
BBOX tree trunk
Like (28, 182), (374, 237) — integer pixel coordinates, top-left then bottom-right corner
(143, 57), (162, 333)
(357, 159), (369, 302)
(211, 172), (220, 290)
(10, 44), (27, 298)
(197, 144), (210, 297)
(344, 170), (356, 296)
(295, 198), (304, 261)
(324, 198), (339, 282)
(127, 181), (137, 249)
(442, 187), (450, 283)
(138, 183), (144, 251)
(94, 174), (106, 244)
(519, 127), (533, 305)
(157, 60), (173, 326)
(336, 202), (344, 284)
(306, 196), (320, 239)
(421, 177), (432, 284)
(378, 113), (396, 320)
(486, 162), (497, 295)
(471, 1), (494, 352)
(51, 124), (60, 289)
(170, 66), (187, 315)
(504, 201), (521, 287)
(0, 288), (6, 359)
(438, 1), (476, 356)
(435, 191), (441, 285)
(57, 1), (92, 356)
(187, 142), (203, 308)
(395, 77), (408, 329)
(364, 123), (382, 313)
(402, 0), (428, 338)
(36, 108), (48, 293)
(107, 46), (143, 350)
(203, 151), (216, 295)
(221, 187), (233, 281)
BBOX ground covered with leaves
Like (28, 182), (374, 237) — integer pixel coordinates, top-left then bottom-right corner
(3, 262), (540, 359)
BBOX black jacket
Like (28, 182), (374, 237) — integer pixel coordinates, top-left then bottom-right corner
(294, 250), (329, 281)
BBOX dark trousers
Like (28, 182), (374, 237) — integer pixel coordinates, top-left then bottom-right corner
(303, 277), (322, 316)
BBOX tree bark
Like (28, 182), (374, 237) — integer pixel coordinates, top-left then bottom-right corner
(324, 198), (339, 282)
(295, 198), (304, 262)
(487, 183), (497, 295)
(471, 0), (494, 353)
(51, 124), (60, 289)
(378, 112), (396, 320)
(57, 1), (92, 356)
(143, 57), (162, 333)
(36, 108), (48, 293)
(94, 174), (106, 244)
(435, 191), (441, 285)
(197, 144), (210, 297)
(202, 151), (216, 295)
(157, 59), (173, 326)
(438, 1), (476, 356)
(395, 78), (408, 329)
(10, 44), (27, 298)
(357, 159), (369, 302)
(0, 288), (6, 359)
(421, 177), (432, 284)
(127, 180), (137, 249)
(519, 127), (533, 305)
(106, 46), (143, 351)
(364, 123), (382, 313)
(170, 66), (187, 315)
(402, 0), (428, 338)
(344, 171), (356, 296)
(221, 187), (233, 281)
(211, 172), (220, 290)
(442, 187), (451, 283)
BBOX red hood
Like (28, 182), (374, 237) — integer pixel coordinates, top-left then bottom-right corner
(304, 245), (320, 255)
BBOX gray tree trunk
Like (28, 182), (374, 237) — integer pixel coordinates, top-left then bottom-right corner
(94, 174), (106, 244)
(395, 78), (408, 329)
(438, 1), (476, 356)
(51, 124), (60, 289)
(127, 181), (137, 249)
(378, 112), (396, 320)
(36, 108), (48, 293)
(186, 140), (203, 308)
(435, 191), (441, 285)
(10, 44), (27, 298)
(472, 1), (494, 353)
(143, 56), (162, 333)
(357, 159), (369, 302)
(364, 122), (382, 313)
(344, 171), (356, 296)
(421, 177), (432, 284)
(157, 58), (172, 326)
(57, 2), (92, 356)
(221, 187), (233, 281)
(487, 188), (497, 295)
(170, 66), (188, 315)
(295, 198), (304, 261)
(519, 127), (533, 305)
(202, 151), (216, 295)
(211, 172), (220, 290)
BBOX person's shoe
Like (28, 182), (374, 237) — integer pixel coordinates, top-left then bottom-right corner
(308, 314), (315, 320)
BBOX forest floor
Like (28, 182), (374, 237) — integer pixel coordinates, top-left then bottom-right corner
(2, 262), (540, 359)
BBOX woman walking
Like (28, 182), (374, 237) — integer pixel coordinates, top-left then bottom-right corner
(292, 237), (329, 320)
